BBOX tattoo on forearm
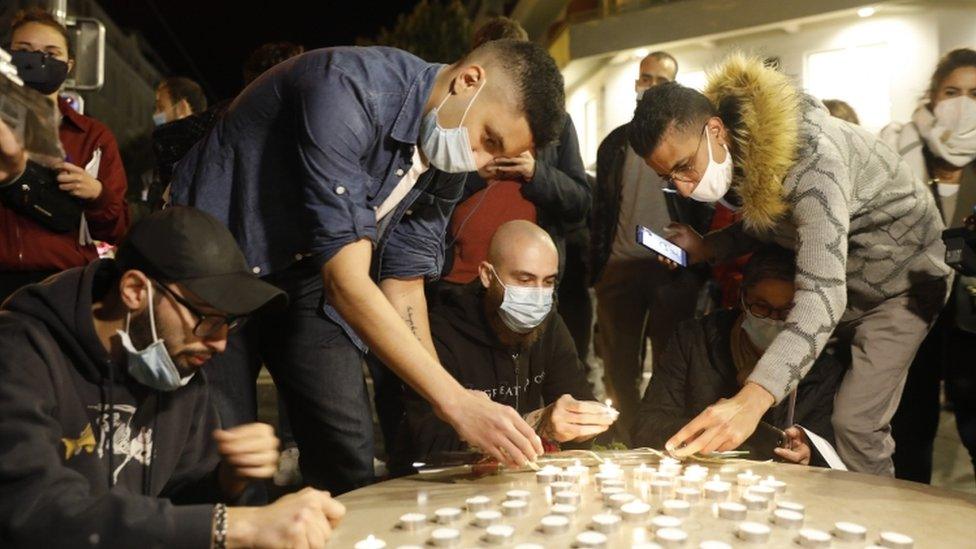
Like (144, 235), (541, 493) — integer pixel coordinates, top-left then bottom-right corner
(404, 306), (420, 341)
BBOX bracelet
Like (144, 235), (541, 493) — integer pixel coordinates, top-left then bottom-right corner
(212, 503), (228, 549)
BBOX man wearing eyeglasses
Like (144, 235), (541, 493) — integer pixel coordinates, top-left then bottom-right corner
(0, 207), (348, 548)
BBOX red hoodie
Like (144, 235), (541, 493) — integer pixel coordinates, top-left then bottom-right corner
(0, 98), (128, 271)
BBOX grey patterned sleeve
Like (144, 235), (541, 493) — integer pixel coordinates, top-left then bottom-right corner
(746, 143), (850, 403)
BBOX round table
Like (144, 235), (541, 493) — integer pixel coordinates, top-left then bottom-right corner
(332, 451), (976, 548)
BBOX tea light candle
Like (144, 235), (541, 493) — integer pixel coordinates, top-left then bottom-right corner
(776, 501), (805, 515)
(649, 479), (675, 498)
(594, 471), (622, 486)
(559, 469), (582, 484)
(466, 495), (491, 512)
(501, 499), (528, 517)
(514, 545), (544, 549)
(539, 514), (570, 535)
(651, 515), (683, 531)
(699, 542), (732, 549)
(550, 503), (578, 516)
(760, 475), (786, 494)
(537, 466), (560, 484)
(591, 512), (621, 533)
(607, 492), (636, 509)
(684, 465), (708, 478)
(554, 490), (580, 506)
(656, 527), (689, 548)
(675, 486), (701, 503)
(603, 398), (620, 419)
(771, 509), (804, 528)
(737, 470), (760, 487)
(661, 499), (691, 517)
(703, 476), (731, 501)
(879, 532), (914, 549)
(833, 521), (867, 541)
(354, 535), (387, 549)
(741, 493), (769, 511)
(394, 546), (423, 549)
(429, 528), (460, 547)
(634, 463), (654, 482)
(576, 530), (608, 548)
(736, 521), (772, 543)
(484, 524), (514, 544)
(551, 481), (577, 493)
(506, 489), (531, 502)
(716, 501), (747, 520)
(621, 500), (652, 522)
(678, 474), (704, 490)
(568, 460), (590, 484)
(797, 528), (832, 548)
(600, 478), (626, 490)
(472, 510), (501, 527)
(747, 485), (776, 501)
(599, 458), (622, 476)
(434, 507), (461, 524)
(397, 513), (426, 531)
(600, 486), (626, 501)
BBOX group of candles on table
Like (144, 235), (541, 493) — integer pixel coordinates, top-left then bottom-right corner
(352, 405), (916, 548)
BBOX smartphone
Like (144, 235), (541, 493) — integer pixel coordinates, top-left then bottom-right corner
(636, 225), (688, 267)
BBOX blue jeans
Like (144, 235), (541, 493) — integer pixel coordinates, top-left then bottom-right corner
(204, 259), (376, 494)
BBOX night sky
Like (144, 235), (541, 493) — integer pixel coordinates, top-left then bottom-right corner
(98, 0), (422, 99)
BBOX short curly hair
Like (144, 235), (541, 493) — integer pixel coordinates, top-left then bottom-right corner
(742, 245), (796, 290)
(467, 39), (565, 148)
(628, 81), (716, 157)
(471, 16), (529, 49)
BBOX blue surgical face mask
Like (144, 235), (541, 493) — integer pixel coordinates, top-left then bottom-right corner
(152, 111), (168, 127)
(741, 308), (786, 350)
(490, 266), (554, 334)
(117, 284), (194, 391)
(419, 77), (487, 173)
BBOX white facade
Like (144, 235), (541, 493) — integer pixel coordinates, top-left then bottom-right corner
(564, 3), (976, 168)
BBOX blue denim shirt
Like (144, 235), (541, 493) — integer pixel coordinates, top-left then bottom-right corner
(170, 47), (464, 349)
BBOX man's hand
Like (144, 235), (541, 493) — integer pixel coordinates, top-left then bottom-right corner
(226, 487), (346, 549)
(539, 395), (615, 443)
(774, 426), (811, 465)
(491, 151), (536, 182)
(56, 161), (103, 201)
(438, 389), (545, 468)
(658, 223), (709, 269)
(0, 119), (27, 184)
(215, 423), (280, 498)
(665, 382), (775, 457)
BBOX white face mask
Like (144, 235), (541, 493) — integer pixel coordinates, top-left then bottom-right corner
(117, 284), (194, 392)
(690, 125), (733, 203)
(490, 267), (554, 334)
(636, 87), (649, 101)
(918, 96), (976, 167)
(420, 77), (487, 173)
(741, 308), (786, 350)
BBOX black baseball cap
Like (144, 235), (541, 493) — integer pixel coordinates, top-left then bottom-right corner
(115, 206), (287, 316)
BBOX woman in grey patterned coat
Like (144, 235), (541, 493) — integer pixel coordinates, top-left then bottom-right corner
(628, 54), (951, 475)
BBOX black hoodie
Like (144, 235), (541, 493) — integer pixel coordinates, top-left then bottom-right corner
(0, 260), (225, 548)
(393, 283), (594, 468)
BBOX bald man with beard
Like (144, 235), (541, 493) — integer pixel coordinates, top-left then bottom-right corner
(391, 221), (614, 471)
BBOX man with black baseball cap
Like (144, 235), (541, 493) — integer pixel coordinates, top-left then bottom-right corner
(0, 207), (346, 548)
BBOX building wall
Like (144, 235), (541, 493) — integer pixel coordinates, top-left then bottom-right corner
(565, 4), (976, 168)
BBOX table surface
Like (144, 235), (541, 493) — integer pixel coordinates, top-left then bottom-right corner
(332, 451), (976, 548)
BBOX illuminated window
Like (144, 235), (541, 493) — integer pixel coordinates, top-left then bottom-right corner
(804, 43), (892, 131)
(676, 70), (707, 92)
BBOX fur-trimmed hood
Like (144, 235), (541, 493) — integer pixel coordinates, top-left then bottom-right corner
(704, 54), (801, 231)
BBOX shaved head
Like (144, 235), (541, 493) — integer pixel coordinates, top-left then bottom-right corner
(487, 220), (557, 269)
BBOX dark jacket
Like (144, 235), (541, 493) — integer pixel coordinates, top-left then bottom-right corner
(632, 309), (844, 466)
(590, 123), (713, 285)
(395, 283), (594, 467)
(0, 260), (229, 548)
(446, 115), (590, 276)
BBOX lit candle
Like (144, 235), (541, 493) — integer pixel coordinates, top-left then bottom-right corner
(771, 508), (804, 528)
(600, 486), (626, 502)
(603, 398), (619, 420)
(746, 484), (776, 501)
(879, 531), (915, 549)
(434, 507), (461, 524)
(716, 501), (747, 520)
(536, 467), (559, 484)
(539, 514), (570, 535)
(607, 492), (636, 509)
(465, 495), (491, 512)
(833, 522), (867, 541)
(703, 475), (731, 501)
(354, 535), (387, 549)
(599, 458), (621, 476)
(594, 471), (623, 486)
(684, 464), (709, 478)
(501, 499), (528, 517)
(656, 527), (689, 548)
(797, 528), (832, 548)
(575, 530), (609, 548)
(590, 512), (621, 533)
(550, 503), (578, 516)
(554, 490), (580, 506)
(620, 500), (651, 522)
(484, 524), (514, 544)
(506, 489), (531, 502)
(736, 521), (772, 543)
(699, 541), (732, 549)
(397, 513), (426, 531)
(675, 486), (701, 503)
(558, 469), (582, 484)
(737, 470), (760, 487)
(741, 493), (769, 511)
(776, 501), (804, 515)
(760, 475), (787, 494)
(472, 510), (501, 527)
(429, 528), (460, 547)
(661, 498), (691, 517)
(651, 515), (682, 531)
(649, 479), (674, 498)
(678, 474), (705, 490)
(633, 463), (653, 482)
(568, 460), (590, 485)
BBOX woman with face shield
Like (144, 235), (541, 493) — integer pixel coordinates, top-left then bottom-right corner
(883, 48), (976, 485)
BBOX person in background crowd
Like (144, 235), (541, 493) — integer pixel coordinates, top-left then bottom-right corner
(634, 55), (950, 476)
(0, 203), (347, 548)
(153, 76), (208, 127)
(242, 42), (306, 86)
(394, 221), (613, 471)
(633, 246), (844, 466)
(1, 8), (128, 302)
(823, 99), (861, 125)
(590, 51), (711, 439)
(884, 47), (976, 485)
(171, 39), (566, 494)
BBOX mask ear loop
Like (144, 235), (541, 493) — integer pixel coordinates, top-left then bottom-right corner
(146, 283), (159, 341)
(434, 74), (488, 126)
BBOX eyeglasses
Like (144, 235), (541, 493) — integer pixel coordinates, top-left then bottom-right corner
(153, 281), (245, 338)
(665, 123), (708, 186)
(741, 297), (794, 321)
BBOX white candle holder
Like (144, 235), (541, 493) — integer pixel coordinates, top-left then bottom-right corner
(736, 521), (772, 543)
(590, 512), (622, 533)
(797, 528), (831, 548)
(472, 510), (501, 527)
(539, 514), (570, 535)
(397, 513), (426, 531)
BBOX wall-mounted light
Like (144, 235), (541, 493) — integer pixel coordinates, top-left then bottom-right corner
(633, 47), (649, 59)
(857, 6), (877, 18)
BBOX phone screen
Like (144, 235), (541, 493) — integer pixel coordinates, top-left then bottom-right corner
(636, 225), (688, 266)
